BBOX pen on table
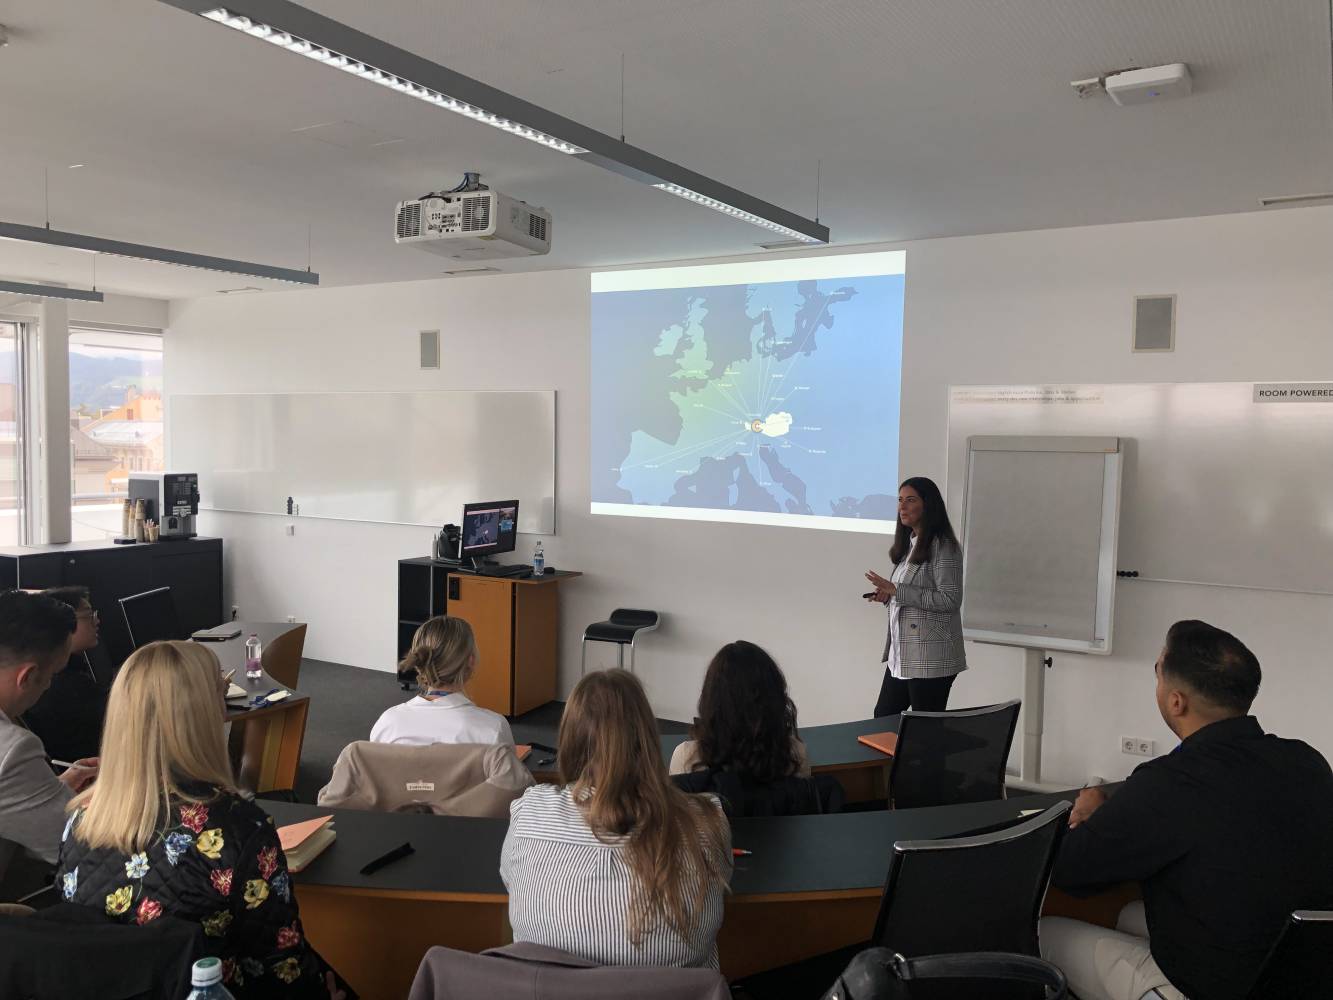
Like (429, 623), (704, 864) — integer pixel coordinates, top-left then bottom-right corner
(732, 848), (753, 857)
(536, 756), (556, 767)
(360, 841), (415, 876)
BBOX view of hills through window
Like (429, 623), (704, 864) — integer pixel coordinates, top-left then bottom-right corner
(70, 329), (164, 541)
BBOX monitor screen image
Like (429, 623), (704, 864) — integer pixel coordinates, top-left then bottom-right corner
(461, 500), (519, 555)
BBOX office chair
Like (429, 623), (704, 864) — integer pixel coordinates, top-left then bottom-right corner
(580, 608), (659, 674)
(888, 700), (1021, 809)
(118, 586), (184, 649)
(671, 769), (845, 818)
(873, 800), (1069, 958)
(820, 949), (1067, 1000)
(1240, 910), (1333, 1000)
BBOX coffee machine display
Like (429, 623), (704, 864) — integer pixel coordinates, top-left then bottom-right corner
(128, 473), (200, 540)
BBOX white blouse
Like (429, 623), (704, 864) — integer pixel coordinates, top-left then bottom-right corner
(370, 693), (514, 747)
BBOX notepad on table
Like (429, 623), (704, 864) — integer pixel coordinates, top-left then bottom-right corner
(225, 683), (248, 700)
(515, 744), (533, 762)
(278, 815), (336, 873)
(857, 732), (899, 757)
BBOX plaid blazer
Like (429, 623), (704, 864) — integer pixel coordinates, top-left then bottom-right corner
(882, 537), (968, 679)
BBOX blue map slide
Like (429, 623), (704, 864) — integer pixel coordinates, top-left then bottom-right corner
(590, 251), (905, 532)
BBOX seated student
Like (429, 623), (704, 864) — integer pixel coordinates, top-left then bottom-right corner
(669, 639), (810, 779)
(0, 590), (96, 883)
(1041, 620), (1333, 1000)
(501, 669), (732, 968)
(371, 616), (513, 747)
(22, 586), (107, 762)
(57, 641), (343, 999)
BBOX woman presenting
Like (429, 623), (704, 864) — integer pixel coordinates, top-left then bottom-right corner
(865, 476), (967, 717)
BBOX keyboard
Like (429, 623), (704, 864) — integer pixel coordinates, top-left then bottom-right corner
(478, 564), (533, 578)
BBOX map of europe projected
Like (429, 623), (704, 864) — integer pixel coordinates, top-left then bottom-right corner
(591, 271), (904, 528)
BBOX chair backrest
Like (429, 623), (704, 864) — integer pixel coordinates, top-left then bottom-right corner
(317, 741), (533, 818)
(888, 701), (1021, 809)
(672, 769), (845, 817)
(821, 948), (1068, 1000)
(1246, 910), (1333, 1000)
(608, 608), (659, 630)
(118, 586), (183, 649)
(0, 902), (205, 997)
(261, 623), (307, 688)
(873, 801), (1071, 958)
(408, 942), (730, 1000)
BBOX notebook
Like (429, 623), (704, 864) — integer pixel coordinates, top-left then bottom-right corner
(856, 732), (899, 757)
(192, 625), (243, 642)
(515, 744), (533, 762)
(278, 815), (336, 873)
(225, 683), (248, 700)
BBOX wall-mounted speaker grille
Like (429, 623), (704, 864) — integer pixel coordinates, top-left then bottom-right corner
(1133, 295), (1176, 352)
(419, 329), (440, 369)
(462, 195), (490, 232)
(396, 202), (421, 239)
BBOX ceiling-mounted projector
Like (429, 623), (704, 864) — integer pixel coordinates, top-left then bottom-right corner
(395, 173), (551, 260)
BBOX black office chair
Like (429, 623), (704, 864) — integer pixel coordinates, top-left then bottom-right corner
(672, 770), (846, 818)
(1241, 910), (1333, 1000)
(118, 586), (184, 650)
(820, 949), (1067, 1000)
(888, 701), (1021, 809)
(580, 608), (659, 674)
(873, 800), (1070, 958)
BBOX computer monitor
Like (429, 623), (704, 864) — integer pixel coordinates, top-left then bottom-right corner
(460, 500), (519, 568)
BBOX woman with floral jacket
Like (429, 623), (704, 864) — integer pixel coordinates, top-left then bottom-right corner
(56, 641), (343, 998)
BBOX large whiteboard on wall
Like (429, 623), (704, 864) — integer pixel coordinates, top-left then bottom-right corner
(958, 436), (1122, 653)
(947, 383), (1333, 597)
(169, 391), (556, 533)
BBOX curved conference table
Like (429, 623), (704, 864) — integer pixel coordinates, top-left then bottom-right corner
(264, 717), (1129, 1000)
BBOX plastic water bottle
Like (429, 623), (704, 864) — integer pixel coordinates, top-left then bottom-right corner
(532, 541), (545, 577)
(244, 634), (263, 680)
(186, 957), (236, 999)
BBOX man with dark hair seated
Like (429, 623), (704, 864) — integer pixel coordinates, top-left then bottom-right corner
(1041, 620), (1333, 1000)
(0, 590), (97, 894)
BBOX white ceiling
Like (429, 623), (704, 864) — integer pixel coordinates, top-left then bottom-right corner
(0, 0), (1330, 299)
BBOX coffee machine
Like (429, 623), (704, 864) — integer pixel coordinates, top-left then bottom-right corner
(128, 473), (200, 540)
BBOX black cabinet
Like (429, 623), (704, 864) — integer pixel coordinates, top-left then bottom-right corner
(396, 558), (454, 685)
(0, 538), (223, 668)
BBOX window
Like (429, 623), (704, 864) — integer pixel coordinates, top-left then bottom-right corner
(0, 322), (22, 546)
(69, 328), (164, 541)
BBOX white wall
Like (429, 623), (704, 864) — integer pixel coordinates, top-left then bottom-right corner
(165, 206), (1333, 786)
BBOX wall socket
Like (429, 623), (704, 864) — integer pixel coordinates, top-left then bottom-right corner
(1120, 735), (1156, 757)
(286, 615), (296, 623)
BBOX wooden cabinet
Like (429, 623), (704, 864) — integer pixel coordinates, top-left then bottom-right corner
(395, 559), (580, 716)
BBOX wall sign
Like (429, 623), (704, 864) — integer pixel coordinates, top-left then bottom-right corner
(1253, 382), (1333, 403)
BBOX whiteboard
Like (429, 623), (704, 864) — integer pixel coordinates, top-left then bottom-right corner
(948, 383), (1333, 597)
(168, 391), (556, 533)
(958, 436), (1122, 654)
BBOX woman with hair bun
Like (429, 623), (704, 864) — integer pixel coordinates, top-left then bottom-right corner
(370, 617), (513, 747)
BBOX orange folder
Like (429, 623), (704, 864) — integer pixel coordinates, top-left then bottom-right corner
(857, 732), (899, 757)
(515, 744), (533, 762)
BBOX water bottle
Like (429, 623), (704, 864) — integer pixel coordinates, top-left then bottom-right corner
(186, 957), (236, 999)
(532, 540), (545, 577)
(244, 634), (263, 680)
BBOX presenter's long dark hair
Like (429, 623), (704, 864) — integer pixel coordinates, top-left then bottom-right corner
(889, 476), (958, 565)
(693, 641), (801, 783)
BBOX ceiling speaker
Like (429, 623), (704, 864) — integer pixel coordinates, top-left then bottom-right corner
(419, 329), (440, 369)
(1133, 295), (1175, 352)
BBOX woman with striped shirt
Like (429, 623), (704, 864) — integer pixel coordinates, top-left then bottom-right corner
(500, 670), (732, 968)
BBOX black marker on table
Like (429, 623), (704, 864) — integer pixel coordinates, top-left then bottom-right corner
(360, 841), (415, 876)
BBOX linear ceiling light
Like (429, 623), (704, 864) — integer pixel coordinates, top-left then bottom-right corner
(0, 279), (105, 303)
(158, 0), (830, 245)
(0, 221), (319, 285)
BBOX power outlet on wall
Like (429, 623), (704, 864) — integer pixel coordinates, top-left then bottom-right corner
(1120, 736), (1156, 757)
(286, 615), (296, 624)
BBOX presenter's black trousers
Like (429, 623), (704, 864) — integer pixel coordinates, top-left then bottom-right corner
(874, 671), (957, 718)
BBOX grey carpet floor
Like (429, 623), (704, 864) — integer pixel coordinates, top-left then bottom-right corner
(293, 659), (689, 803)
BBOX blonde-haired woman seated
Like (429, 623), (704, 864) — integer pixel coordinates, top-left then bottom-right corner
(371, 616), (513, 747)
(501, 670), (732, 968)
(55, 641), (343, 999)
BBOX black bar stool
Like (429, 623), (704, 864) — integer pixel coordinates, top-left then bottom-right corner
(580, 609), (660, 675)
